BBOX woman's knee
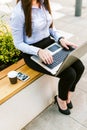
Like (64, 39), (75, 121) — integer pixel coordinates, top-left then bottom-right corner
(59, 67), (76, 82)
(79, 62), (85, 74)
(74, 60), (85, 74)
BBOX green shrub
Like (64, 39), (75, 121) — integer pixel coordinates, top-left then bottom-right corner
(0, 21), (21, 65)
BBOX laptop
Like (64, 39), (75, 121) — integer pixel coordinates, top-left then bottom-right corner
(31, 42), (87, 75)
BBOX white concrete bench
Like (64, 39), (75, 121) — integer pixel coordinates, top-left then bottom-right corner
(0, 59), (58, 130)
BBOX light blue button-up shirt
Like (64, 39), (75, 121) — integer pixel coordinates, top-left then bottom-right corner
(10, 1), (62, 55)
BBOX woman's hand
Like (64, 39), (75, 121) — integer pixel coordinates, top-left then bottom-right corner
(59, 38), (78, 50)
(37, 49), (53, 64)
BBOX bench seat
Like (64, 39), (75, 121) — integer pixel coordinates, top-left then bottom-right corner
(0, 59), (43, 105)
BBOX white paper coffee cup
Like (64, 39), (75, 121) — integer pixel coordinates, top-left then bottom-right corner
(7, 71), (17, 84)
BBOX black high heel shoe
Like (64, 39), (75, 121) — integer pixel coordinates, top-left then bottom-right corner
(67, 101), (73, 109)
(54, 96), (71, 115)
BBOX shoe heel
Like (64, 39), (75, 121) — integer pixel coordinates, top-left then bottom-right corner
(54, 95), (57, 104)
(67, 101), (73, 109)
(54, 95), (71, 115)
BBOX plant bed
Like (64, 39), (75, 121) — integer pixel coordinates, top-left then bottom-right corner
(0, 61), (11, 71)
(0, 20), (22, 71)
(0, 55), (22, 71)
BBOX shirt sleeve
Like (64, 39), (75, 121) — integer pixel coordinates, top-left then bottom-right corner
(49, 26), (62, 42)
(10, 8), (40, 56)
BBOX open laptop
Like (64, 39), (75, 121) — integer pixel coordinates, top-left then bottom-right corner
(31, 42), (87, 75)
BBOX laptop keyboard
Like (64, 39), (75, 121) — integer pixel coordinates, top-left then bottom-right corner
(44, 48), (73, 69)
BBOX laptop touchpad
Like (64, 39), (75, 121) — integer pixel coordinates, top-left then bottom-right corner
(48, 44), (60, 52)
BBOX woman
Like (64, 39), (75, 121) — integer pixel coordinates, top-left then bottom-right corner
(10, 0), (85, 115)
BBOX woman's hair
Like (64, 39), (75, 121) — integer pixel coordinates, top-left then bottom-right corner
(16, 0), (53, 37)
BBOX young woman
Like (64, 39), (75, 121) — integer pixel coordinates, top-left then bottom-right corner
(10, 0), (85, 115)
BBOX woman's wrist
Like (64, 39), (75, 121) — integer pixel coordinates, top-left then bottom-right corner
(58, 37), (64, 45)
(37, 49), (41, 56)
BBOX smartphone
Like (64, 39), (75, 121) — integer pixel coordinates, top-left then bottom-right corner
(17, 72), (30, 81)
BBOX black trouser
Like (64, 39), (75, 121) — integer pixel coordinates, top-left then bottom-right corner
(22, 37), (85, 100)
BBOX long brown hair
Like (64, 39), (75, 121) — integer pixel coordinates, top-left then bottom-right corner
(16, 0), (53, 37)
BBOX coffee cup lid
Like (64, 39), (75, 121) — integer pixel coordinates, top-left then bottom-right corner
(7, 71), (17, 78)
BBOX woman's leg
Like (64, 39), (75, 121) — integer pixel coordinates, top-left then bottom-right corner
(66, 59), (85, 104)
(54, 67), (76, 111)
(54, 59), (85, 112)
(58, 67), (77, 100)
(70, 59), (85, 92)
(57, 59), (84, 100)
